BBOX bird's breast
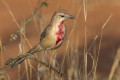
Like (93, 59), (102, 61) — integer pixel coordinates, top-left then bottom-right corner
(54, 22), (65, 46)
(44, 22), (65, 50)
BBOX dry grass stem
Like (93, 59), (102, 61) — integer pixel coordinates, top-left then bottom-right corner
(93, 14), (113, 80)
(28, 55), (63, 77)
(61, 3), (82, 70)
(1, 0), (32, 48)
(108, 47), (120, 80)
(27, 0), (39, 34)
(83, 0), (88, 79)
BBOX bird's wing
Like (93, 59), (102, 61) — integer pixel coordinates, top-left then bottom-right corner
(40, 24), (51, 41)
(40, 28), (47, 41)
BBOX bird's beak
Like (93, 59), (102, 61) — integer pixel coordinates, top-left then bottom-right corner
(68, 15), (75, 19)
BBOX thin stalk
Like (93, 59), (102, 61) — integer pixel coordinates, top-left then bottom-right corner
(83, 0), (87, 79)
(93, 14), (113, 80)
(1, 0), (32, 48)
(108, 47), (120, 80)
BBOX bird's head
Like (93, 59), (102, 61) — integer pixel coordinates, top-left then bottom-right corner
(51, 9), (75, 23)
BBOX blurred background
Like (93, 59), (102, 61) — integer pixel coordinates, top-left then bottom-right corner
(0, 0), (120, 80)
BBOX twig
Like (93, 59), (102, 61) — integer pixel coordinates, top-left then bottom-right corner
(28, 55), (64, 77)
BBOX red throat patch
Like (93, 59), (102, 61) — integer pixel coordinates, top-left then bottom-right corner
(55, 22), (64, 45)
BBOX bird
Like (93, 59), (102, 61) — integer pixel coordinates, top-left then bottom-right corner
(5, 9), (75, 67)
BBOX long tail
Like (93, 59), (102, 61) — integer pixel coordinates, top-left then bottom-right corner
(5, 43), (42, 67)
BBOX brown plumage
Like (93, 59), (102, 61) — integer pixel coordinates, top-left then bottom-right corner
(5, 9), (75, 67)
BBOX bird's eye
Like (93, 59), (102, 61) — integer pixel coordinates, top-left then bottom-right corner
(60, 15), (64, 17)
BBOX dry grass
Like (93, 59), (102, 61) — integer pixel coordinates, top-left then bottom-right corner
(109, 47), (120, 80)
(0, 0), (120, 80)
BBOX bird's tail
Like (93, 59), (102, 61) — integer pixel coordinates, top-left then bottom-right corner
(5, 43), (42, 67)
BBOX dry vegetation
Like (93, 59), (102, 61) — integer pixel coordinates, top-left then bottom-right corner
(0, 0), (120, 80)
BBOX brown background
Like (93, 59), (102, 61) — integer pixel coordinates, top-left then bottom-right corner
(0, 0), (120, 80)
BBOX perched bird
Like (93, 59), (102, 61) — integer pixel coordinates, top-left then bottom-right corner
(5, 9), (75, 67)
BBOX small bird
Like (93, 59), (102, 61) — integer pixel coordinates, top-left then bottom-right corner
(5, 9), (75, 67)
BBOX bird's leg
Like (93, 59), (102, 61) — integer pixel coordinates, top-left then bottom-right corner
(43, 50), (48, 62)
